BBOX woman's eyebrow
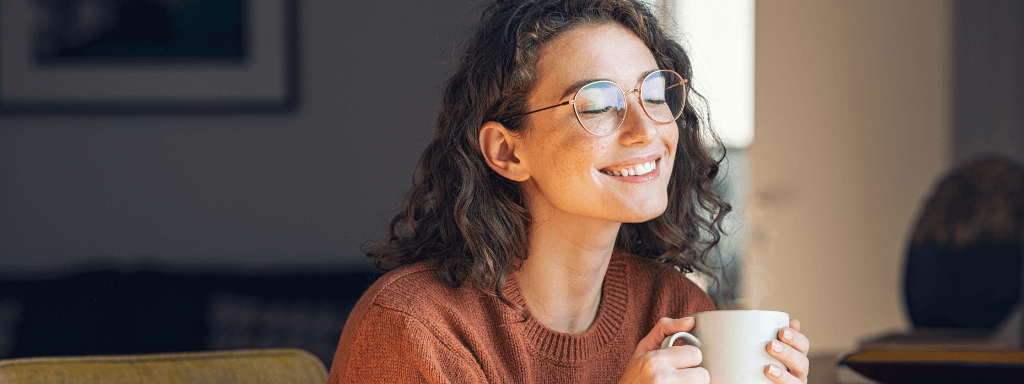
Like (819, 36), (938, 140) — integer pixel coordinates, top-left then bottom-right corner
(559, 78), (608, 100)
(635, 69), (661, 87)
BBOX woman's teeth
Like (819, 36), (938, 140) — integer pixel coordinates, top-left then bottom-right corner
(601, 160), (657, 177)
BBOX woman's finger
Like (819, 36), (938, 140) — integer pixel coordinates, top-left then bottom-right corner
(767, 340), (809, 380)
(620, 329), (706, 384)
(777, 326), (810, 355)
(633, 317), (696, 356)
(646, 344), (703, 370)
(675, 367), (711, 384)
(765, 363), (805, 384)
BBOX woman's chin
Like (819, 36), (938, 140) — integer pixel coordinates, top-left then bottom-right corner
(615, 204), (668, 224)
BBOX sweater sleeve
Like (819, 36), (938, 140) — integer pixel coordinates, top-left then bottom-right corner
(328, 304), (487, 384)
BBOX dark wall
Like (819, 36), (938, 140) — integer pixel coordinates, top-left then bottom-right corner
(954, 0), (1024, 166)
(0, 0), (477, 275)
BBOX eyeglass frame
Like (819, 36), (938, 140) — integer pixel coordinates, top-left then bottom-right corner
(506, 69), (689, 136)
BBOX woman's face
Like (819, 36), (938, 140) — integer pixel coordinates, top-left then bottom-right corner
(517, 23), (679, 224)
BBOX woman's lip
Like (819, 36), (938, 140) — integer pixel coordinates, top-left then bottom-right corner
(602, 159), (661, 183)
(599, 153), (662, 171)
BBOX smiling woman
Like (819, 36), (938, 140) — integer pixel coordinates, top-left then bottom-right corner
(327, 0), (810, 383)
(481, 23), (683, 228)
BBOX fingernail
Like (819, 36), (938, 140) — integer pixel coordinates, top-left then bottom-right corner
(771, 340), (783, 354)
(768, 364), (782, 377)
(783, 328), (793, 341)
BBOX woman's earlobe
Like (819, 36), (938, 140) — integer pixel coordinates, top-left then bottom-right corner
(478, 121), (530, 182)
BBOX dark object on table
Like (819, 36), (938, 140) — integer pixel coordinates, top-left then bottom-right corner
(904, 155), (1024, 330)
(0, 267), (378, 370)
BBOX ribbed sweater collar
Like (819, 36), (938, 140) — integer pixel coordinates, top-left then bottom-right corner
(502, 251), (631, 365)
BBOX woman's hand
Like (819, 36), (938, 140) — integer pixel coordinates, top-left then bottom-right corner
(618, 317), (710, 384)
(764, 319), (811, 384)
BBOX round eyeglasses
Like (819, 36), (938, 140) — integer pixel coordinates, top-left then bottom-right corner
(510, 69), (688, 136)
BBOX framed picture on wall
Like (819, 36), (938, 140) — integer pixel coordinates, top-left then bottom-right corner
(0, 0), (298, 114)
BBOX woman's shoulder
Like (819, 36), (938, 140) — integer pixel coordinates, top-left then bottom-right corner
(331, 263), (493, 381)
(619, 252), (700, 287)
(358, 262), (478, 314)
(346, 262), (510, 337)
(618, 252), (715, 312)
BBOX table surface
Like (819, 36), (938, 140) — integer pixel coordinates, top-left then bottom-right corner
(809, 353), (881, 384)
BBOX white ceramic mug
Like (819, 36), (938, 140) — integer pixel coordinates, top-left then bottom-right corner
(660, 310), (790, 384)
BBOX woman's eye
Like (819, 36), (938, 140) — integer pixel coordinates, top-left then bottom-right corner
(644, 97), (667, 105)
(580, 105), (614, 115)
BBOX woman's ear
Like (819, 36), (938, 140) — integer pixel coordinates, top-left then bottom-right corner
(478, 121), (530, 182)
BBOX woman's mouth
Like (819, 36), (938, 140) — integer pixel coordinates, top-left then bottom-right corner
(599, 159), (658, 177)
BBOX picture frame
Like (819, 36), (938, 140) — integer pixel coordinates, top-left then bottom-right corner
(0, 0), (299, 114)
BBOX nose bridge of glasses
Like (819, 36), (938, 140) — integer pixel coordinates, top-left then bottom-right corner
(619, 88), (661, 134)
(621, 88), (643, 108)
(624, 88), (641, 98)
(622, 87), (655, 121)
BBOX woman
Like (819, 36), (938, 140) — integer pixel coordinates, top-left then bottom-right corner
(329, 0), (810, 383)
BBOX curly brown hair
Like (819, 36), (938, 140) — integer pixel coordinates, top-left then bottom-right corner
(364, 0), (731, 299)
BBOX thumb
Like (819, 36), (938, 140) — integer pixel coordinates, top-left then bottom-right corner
(634, 317), (695, 356)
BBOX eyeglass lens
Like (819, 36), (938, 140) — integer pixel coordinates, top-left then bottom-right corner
(574, 70), (686, 136)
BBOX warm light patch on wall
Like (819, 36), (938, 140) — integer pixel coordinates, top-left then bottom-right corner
(673, 0), (755, 149)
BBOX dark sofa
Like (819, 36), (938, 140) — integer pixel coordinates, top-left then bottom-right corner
(0, 267), (380, 369)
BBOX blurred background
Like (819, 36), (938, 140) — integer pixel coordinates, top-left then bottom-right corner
(1, 0), (1022, 381)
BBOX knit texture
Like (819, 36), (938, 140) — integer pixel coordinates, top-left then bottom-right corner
(328, 251), (714, 383)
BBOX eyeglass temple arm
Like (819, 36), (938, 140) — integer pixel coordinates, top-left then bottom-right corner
(665, 78), (688, 91)
(508, 100), (572, 119)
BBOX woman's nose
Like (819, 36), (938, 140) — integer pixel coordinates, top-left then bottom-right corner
(617, 89), (658, 144)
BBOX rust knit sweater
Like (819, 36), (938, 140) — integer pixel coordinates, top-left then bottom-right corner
(328, 251), (715, 383)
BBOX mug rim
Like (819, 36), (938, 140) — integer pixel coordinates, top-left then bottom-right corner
(692, 309), (789, 316)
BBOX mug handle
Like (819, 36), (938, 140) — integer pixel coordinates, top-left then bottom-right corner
(661, 332), (703, 350)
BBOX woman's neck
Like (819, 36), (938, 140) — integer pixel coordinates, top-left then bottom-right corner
(516, 204), (621, 334)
